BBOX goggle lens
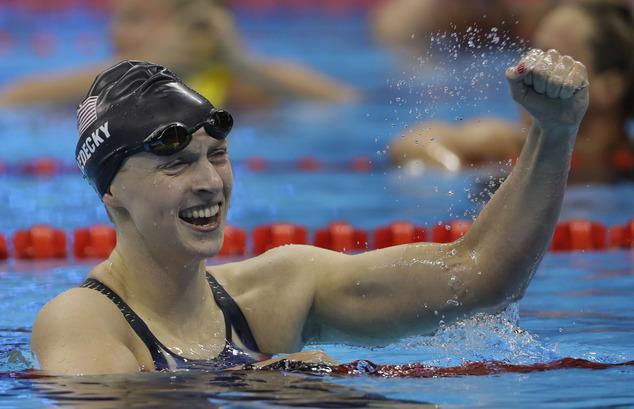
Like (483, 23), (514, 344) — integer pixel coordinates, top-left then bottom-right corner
(141, 109), (233, 156)
(203, 109), (233, 139)
(143, 125), (191, 155)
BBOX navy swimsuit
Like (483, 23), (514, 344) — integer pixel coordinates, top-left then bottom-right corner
(80, 272), (269, 371)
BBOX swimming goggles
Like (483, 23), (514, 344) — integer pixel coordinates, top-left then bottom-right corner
(129, 109), (233, 156)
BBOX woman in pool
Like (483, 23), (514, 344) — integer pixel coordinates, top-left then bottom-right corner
(31, 47), (588, 375)
(389, 0), (634, 184)
(0, 0), (357, 109)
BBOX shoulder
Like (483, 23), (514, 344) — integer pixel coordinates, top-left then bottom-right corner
(31, 285), (141, 374)
(32, 286), (130, 347)
(210, 245), (348, 352)
(212, 244), (346, 293)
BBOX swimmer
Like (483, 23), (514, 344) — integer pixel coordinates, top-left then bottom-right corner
(0, 0), (357, 109)
(389, 0), (634, 184)
(31, 48), (588, 375)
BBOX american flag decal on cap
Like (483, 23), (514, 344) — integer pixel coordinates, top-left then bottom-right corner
(77, 96), (98, 136)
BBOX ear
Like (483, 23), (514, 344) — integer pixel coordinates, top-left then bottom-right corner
(101, 187), (123, 208)
(591, 69), (626, 110)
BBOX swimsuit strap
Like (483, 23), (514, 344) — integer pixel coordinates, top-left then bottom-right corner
(80, 275), (263, 371)
(79, 278), (172, 369)
(205, 272), (261, 353)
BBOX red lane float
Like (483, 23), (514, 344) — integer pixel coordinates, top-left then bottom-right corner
(245, 157), (269, 172)
(13, 225), (67, 259)
(0, 233), (8, 260)
(296, 156), (321, 172)
(609, 219), (634, 249)
(18, 157), (63, 176)
(73, 224), (116, 258)
(350, 156), (373, 172)
(253, 223), (307, 255)
(218, 225), (247, 256)
(314, 221), (368, 252)
(549, 219), (607, 252)
(374, 221), (427, 249)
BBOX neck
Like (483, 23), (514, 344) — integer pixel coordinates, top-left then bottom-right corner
(97, 233), (212, 321)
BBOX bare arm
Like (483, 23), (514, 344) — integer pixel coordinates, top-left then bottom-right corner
(31, 288), (145, 375)
(198, 3), (358, 104)
(0, 64), (111, 108)
(389, 118), (525, 169)
(302, 49), (588, 344)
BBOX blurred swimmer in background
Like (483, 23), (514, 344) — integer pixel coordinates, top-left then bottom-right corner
(389, 0), (634, 184)
(371, 0), (551, 58)
(0, 0), (358, 110)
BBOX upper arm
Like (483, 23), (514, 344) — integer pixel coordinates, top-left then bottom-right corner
(306, 240), (505, 344)
(31, 289), (143, 375)
(216, 241), (506, 350)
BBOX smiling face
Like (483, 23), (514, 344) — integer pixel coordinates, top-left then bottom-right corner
(105, 129), (233, 262)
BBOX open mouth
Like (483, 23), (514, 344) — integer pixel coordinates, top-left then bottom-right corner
(179, 204), (220, 227)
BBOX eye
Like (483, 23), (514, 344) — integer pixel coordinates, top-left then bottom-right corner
(159, 159), (189, 174)
(209, 148), (229, 164)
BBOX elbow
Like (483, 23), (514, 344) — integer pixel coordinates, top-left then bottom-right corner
(467, 277), (530, 316)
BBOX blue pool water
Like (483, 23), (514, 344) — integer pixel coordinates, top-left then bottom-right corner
(1, 3), (633, 408)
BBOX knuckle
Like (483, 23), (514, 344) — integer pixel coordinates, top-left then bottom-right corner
(532, 62), (549, 78)
(560, 55), (575, 66)
(573, 60), (587, 73)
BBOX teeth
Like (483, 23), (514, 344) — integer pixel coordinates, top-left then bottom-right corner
(180, 204), (219, 219)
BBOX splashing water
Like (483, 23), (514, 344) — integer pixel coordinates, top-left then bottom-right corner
(384, 24), (528, 134)
(371, 303), (559, 368)
(248, 304), (634, 379)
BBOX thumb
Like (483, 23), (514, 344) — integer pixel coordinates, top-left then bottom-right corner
(505, 62), (531, 97)
(505, 48), (545, 97)
(505, 62), (527, 82)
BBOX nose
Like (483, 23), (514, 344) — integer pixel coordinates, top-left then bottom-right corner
(190, 158), (224, 195)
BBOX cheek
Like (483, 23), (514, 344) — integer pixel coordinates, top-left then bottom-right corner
(123, 179), (178, 216)
(221, 164), (234, 196)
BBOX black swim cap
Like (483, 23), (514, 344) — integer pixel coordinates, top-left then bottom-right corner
(75, 60), (230, 197)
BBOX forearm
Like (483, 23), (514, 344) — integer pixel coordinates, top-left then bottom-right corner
(0, 66), (105, 107)
(225, 51), (358, 103)
(459, 121), (576, 303)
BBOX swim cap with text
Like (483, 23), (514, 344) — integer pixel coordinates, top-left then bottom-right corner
(75, 60), (223, 197)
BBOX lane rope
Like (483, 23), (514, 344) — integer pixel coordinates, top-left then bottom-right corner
(1, 218), (632, 260)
